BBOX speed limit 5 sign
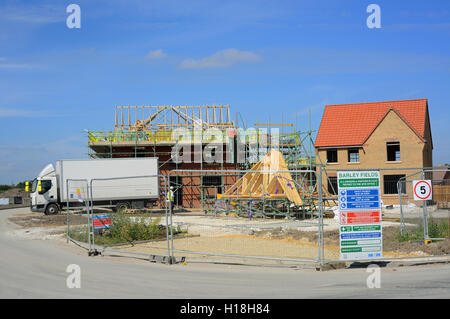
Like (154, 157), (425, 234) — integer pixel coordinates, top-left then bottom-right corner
(412, 180), (432, 201)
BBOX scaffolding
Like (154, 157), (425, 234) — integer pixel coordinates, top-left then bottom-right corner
(86, 105), (337, 218)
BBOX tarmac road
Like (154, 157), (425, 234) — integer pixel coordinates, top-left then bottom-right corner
(1, 207), (450, 299)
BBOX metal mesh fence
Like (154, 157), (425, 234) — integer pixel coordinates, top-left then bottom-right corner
(63, 167), (450, 266)
(166, 169), (324, 265)
(66, 175), (174, 262)
(65, 179), (92, 251)
(398, 169), (450, 241)
(320, 167), (450, 264)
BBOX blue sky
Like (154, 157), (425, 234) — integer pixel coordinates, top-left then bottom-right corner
(0, 0), (449, 183)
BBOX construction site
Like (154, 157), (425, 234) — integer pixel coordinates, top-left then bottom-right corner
(74, 102), (448, 265)
(86, 105), (337, 219)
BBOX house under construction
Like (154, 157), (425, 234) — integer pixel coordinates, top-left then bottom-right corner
(87, 105), (334, 217)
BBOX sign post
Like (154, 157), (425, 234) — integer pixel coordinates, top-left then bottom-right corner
(413, 178), (432, 240)
(338, 170), (382, 261)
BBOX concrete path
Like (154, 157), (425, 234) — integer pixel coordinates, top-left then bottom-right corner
(1, 208), (449, 298)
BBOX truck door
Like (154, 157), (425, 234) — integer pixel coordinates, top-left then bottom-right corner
(38, 179), (57, 204)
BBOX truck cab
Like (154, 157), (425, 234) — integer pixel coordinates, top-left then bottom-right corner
(30, 164), (59, 215)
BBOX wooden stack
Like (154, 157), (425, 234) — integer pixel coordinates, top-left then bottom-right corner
(218, 150), (302, 205)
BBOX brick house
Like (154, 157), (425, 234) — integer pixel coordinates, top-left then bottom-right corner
(315, 98), (433, 205)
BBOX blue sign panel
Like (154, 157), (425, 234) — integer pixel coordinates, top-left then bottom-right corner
(341, 232), (381, 240)
(346, 189), (379, 196)
(339, 188), (380, 209)
(345, 195), (379, 202)
(340, 201), (380, 209)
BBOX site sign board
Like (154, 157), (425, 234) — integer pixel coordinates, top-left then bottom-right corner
(338, 171), (382, 261)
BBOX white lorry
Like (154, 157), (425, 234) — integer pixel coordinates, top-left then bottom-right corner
(28, 158), (160, 215)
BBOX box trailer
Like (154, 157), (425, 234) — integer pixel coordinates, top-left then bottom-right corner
(28, 158), (159, 215)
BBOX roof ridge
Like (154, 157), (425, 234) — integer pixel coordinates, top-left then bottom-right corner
(325, 98), (427, 107)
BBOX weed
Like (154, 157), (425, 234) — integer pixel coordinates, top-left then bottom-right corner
(396, 215), (449, 242)
(68, 212), (185, 245)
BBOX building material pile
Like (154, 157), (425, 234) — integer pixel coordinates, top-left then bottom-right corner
(218, 150), (302, 205)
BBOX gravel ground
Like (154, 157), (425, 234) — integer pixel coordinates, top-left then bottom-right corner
(7, 211), (87, 228)
(7, 210), (449, 262)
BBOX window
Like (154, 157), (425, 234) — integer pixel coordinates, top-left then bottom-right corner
(202, 176), (222, 187)
(202, 176), (222, 195)
(387, 142), (400, 161)
(135, 147), (146, 158)
(327, 149), (338, 163)
(383, 175), (406, 194)
(328, 177), (338, 195)
(38, 180), (52, 194)
(348, 148), (359, 162)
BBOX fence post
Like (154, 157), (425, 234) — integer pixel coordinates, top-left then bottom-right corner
(87, 180), (94, 254)
(168, 173), (174, 262)
(249, 177), (252, 220)
(66, 179), (69, 244)
(422, 170), (429, 240)
(398, 179), (405, 236)
(318, 167), (324, 265)
(164, 175), (172, 264)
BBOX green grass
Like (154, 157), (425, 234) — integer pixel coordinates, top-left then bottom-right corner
(396, 216), (449, 242)
(428, 217), (450, 239)
(68, 212), (185, 246)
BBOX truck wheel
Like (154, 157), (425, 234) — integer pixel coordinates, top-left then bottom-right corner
(45, 203), (59, 215)
(115, 202), (129, 213)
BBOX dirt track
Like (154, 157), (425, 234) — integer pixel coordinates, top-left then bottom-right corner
(118, 225), (450, 262)
(251, 226), (450, 256)
(8, 212), (86, 228)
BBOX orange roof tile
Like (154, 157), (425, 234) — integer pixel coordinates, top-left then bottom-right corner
(314, 98), (428, 148)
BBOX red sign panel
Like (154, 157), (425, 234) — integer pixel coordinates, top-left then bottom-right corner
(340, 211), (380, 225)
(93, 215), (111, 229)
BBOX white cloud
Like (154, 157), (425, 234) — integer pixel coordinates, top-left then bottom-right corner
(0, 57), (40, 69)
(0, 4), (64, 24)
(179, 48), (262, 69)
(145, 49), (167, 59)
(0, 108), (38, 117)
(0, 108), (69, 118)
(0, 63), (35, 69)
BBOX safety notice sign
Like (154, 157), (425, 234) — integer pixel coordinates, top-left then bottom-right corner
(412, 180), (432, 201)
(93, 215), (111, 229)
(338, 171), (382, 261)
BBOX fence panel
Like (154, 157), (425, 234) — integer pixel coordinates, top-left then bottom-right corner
(165, 169), (326, 265)
(398, 169), (450, 242)
(88, 175), (172, 261)
(320, 167), (450, 265)
(66, 175), (175, 263)
(65, 179), (92, 252)
(64, 167), (449, 266)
